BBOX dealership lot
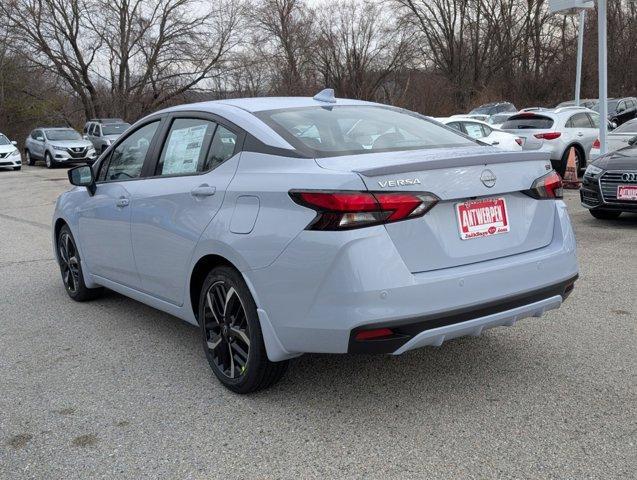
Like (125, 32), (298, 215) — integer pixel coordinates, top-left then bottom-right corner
(0, 166), (635, 479)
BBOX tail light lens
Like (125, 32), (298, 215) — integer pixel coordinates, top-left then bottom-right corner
(592, 138), (601, 149)
(515, 138), (523, 146)
(289, 190), (439, 230)
(534, 132), (562, 140)
(523, 171), (563, 199)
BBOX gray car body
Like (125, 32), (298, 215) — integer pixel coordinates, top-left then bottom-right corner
(52, 96), (578, 361)
(25, 128), (96, 166)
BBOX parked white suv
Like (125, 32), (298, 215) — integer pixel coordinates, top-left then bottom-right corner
(500, 106), (602, 174)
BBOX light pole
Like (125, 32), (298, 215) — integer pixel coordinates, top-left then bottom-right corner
(550, 0), (606, 153)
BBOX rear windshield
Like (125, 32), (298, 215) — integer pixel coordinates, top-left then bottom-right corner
(45, 129), (82, 141)
(614, 120), (637, 134)
(501, 115), (554, 130)
(102, 123), (130, 135)
(256, 106), (475, 157)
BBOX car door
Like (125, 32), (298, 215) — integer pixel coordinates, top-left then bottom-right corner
(127, 114), (243, 305)
(87, 124), (99, 149)
(77, 119), (162, 288)
(567, 113), (595, 154)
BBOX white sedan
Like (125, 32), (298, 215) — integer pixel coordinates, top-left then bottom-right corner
(0, 133), (22, 171)
(438, 117), (522, 151)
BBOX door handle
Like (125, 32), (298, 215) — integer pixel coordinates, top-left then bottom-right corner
(577, 132), (584, 137)
(491, 141), (500, 145)
(116, 196), (130, 208)
(191, 184), (216, 197)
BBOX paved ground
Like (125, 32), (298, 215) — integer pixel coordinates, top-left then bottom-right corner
(0, 165), (635, 479)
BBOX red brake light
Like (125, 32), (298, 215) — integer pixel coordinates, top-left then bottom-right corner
(515, 138), (523, 146)
(592, 138), (601, 149)
(534, 132), (562, 140)
(289, 191), (439, 230)
(524, 171), (563, 199)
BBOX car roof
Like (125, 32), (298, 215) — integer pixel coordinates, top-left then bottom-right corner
(150, 96), (386, 150)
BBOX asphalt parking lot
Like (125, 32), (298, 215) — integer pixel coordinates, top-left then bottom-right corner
(0, 165), (635, 479)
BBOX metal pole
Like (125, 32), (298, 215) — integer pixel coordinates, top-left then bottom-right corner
(598, 0), (608, 154)
(575, 10), (585, 106)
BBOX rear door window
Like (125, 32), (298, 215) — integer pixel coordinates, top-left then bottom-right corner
(463, 122), (486, 139)
(156, 118), (216, 176)
(501, 115), (554, 130)
(204, 126), (238, 171)
(568, 113), (593, 129)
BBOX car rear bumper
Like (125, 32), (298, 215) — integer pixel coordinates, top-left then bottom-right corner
(349, 275), (575, 354)
(246, 201), (578, 360)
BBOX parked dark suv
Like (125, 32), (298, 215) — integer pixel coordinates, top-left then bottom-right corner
(469, 102), (517, 117)
(593, 98), (637, 127)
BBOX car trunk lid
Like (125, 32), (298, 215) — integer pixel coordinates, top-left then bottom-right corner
(316, 146), (556, 273)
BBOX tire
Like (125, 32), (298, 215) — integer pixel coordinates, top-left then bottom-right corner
(590, 209), (622, 220)
(56, 225), (103, 301)
(25, 150), (35, 166)
(199, 266), (289, 394)
(45, 151), (55, 169)
(13, 166), (21, 171)
(559, 146), (582, 177)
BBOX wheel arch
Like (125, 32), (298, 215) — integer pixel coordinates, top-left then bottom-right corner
(189, 254), (238, 324)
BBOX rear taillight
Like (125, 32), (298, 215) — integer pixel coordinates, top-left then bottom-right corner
(289, 190), (439, 230)
(523, 171), (563, 199)
(592, 138), (601, 149)
(534, 132), (562, 140)
(515, 138), (523, 146)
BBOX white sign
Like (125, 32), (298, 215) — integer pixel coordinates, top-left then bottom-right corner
(549, 0), (594, 14)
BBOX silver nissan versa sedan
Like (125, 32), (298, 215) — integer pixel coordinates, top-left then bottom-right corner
(53, 90), (579, 393)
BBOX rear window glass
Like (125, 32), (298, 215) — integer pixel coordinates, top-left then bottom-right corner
(501, 115), (554, 130)
(614, 120), (637, 134)
(256, 106), (475, 157)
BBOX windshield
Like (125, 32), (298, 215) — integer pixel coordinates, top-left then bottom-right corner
(469, 106), (493, 115)
(488, 114), (511, 125)
(614, 120), (637, 134)
(593, 101), (618, 113)
(45, 129), (82, 141)
(0, 134), (10, 146)
(256, 106), (475, 157)
(102, 123), (130, 135)
(501, 114), (554, 130)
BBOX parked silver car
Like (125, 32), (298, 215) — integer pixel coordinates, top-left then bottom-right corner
(500, 106), (602, 174)
(84, 120), (131, 154)
(25, 128), (97, 168)
(53, 91), (578, 393)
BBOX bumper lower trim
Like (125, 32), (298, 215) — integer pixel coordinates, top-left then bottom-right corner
(348, 274), (578, 354)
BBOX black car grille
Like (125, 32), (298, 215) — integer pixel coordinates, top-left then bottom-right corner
(599, 171), (637, 202)
(66, 147), (88, 158)
(0, 152), (8, 159)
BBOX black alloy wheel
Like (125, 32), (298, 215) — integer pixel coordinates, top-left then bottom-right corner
(199, 266), (288, 393)
(57, 225), (102, 301)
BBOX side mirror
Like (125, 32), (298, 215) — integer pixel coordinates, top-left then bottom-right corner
(11, 141), (17, 146)
(68, 165), (96, 195)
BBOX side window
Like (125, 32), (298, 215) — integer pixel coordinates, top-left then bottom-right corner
(92, 125), (101, 136)
(156, 118), (216, 176)
(447, 122), (463, 132)
(83, 124), (89, 134)
(617, 101), (626, 112)
(204, 125), (238, 171)
(569, 113), (592, 129)
(481, 125), (492, 136)
(588, 113), (600, 128)
(104, 121), (159, 182)
(463, 122), (485, 139)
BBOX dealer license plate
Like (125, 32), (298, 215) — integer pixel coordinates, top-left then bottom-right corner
(617, 185), (637, 201)
(456, 197), (510, 240)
